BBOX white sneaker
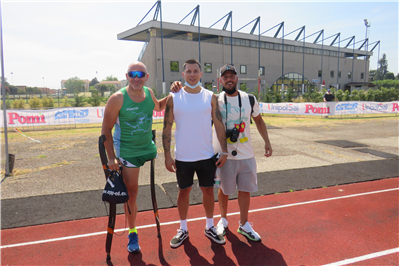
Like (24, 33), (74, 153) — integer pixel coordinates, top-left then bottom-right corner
(216, 218), (228, 236)
(237, 221), (261, 241)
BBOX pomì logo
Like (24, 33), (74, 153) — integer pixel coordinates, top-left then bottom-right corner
(305, 104), (330, 114)
(8, 112), (46, 125)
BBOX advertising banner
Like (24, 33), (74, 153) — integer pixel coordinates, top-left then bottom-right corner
(0, 107), (166, 128)
(1, 102), (398, 128)
(259, 101), (399, 116)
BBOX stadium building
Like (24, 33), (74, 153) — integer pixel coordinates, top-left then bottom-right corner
(117, 12), (375, 96)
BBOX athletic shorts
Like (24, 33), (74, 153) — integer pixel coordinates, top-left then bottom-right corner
(218, 157), (258, 195)
(175, 158), (216, 189)
(119, 151), (157, 168)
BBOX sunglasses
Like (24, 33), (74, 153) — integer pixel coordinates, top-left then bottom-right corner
(127, 71), (146, 78)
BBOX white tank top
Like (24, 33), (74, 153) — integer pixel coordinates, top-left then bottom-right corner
(171, 87), (214, 162)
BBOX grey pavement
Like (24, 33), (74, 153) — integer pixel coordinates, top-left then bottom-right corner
(1, 117), (398, 229)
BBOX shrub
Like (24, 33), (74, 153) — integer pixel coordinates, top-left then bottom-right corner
(343, 90), (350, 101)
(29, 96), (42, 108)
(350, 90), (359, 101)
(12, 98), (25, 109)
(62, 96), (71, 107)
(335, 89), (344, 101)
(41, 96), (54, 108)
(358, 90), (366, 101)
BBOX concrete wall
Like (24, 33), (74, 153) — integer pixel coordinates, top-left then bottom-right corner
(140, 33), (369, 95)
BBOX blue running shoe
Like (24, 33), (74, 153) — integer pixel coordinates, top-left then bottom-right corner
(127, 232), (141, 253)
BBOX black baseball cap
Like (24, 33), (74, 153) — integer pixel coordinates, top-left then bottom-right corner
(220, 64), (237, 76)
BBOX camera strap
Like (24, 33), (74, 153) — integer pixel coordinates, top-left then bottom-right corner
(224, 91), (242, 129)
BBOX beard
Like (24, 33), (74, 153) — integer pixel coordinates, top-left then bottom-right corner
(222, 86), (237, 95)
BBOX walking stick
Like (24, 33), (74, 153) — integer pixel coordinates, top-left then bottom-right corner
(150, 129), (161, 237)
(98, 135), (116, 261)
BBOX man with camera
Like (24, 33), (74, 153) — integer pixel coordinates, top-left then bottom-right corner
(162, 59), (228, 248)
(213, 64), (272, 241)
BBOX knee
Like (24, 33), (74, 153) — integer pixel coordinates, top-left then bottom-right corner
(202, 187), (214, 197)
(178, 187), (191, 198)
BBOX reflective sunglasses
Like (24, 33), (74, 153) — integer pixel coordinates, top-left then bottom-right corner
(127, 71), (146, 78)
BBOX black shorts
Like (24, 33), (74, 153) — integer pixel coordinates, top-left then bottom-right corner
(175, 158), (216, 189)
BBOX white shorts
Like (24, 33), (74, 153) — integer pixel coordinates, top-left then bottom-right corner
(218, 157), (258, 195)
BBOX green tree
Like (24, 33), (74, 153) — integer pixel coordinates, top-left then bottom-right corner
(73, 91), (85, 107)
(384, 72), (395, 80)
(65, 77), (85, 93)
(375, 54), (388, 81)
(89, 77), (99, 87)
(369, 69), (376, 81)
(285, 86), (294, 102)
(240, 83), (248, 92)
(104, 75), (118, 81)
(26, 86), (41, 94)
(273, 90), (282, 103)
(88, 89), (102, 106)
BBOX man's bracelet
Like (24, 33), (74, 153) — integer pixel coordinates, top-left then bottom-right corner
(221, 152), (229, 156)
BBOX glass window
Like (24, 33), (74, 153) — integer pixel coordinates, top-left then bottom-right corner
(338, 71), (341, 78)
(330, 71), (334, 78)
(274, 44), (282, 50)
(259, 67), (265, 75)
(361, 73), (364, 79)
(318, 70), (322, 77)
(204, 63), (212, 73)
(240, 65), (247, 74)
(348, 72), (352, 78)
(170, 61), (179, 72)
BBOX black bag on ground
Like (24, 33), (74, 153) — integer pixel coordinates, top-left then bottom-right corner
(102, 170), (129, 204)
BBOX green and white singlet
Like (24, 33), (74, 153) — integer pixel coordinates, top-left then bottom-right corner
(113, 86), (156, 158)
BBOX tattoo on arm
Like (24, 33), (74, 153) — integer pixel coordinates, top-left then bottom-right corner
(162, 99), (173, 152)
(215, 104), (223, 123)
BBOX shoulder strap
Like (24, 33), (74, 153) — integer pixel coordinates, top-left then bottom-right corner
(248, 94), (255, 115)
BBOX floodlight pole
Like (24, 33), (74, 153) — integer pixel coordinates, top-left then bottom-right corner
(159, 1), (165, 94)
(0, 1), (9, 175)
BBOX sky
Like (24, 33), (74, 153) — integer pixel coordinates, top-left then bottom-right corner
(1, 0), (398, 89)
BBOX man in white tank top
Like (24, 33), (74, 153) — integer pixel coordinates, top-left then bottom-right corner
(162, 59), (229, 248)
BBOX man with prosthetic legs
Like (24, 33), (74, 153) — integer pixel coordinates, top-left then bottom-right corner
(101, 62), (170, 253)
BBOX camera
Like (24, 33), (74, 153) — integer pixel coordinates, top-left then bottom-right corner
(226, 127), (239, 143)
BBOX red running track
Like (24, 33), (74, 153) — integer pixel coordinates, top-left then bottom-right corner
(2, 177), (398, 265)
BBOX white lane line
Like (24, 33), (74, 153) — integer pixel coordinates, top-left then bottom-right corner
(321, 247), (399, 266)
(1, 187), (398, 249)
